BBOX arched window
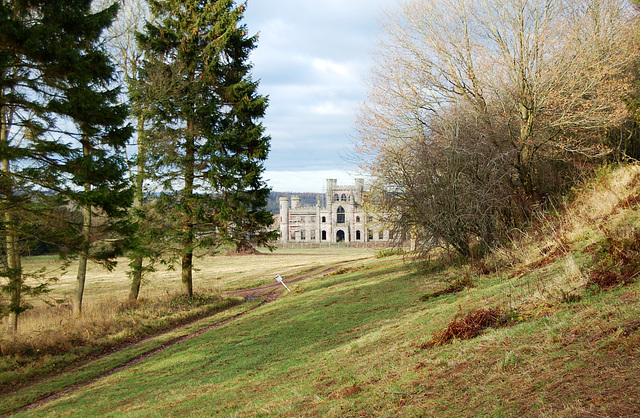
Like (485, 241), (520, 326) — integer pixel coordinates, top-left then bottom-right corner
(322, 230), (327, 240)
(341, 193), (347, 201)
(321, 216), (326, 223)
(334, 194), (339, 201)
(356, 230), (361, 240)
(337, 206), (345, 223)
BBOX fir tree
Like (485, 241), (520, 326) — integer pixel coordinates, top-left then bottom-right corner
(137, 0), (275, 297)
(0, 0), (132, 325)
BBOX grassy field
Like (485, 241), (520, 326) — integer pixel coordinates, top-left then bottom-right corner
(12, 247), (376, 336)
(12, 253), (640, 416)
(0, 247), (377, 401)
(4, 165), (640, 416)
(22, 246), (377, 304)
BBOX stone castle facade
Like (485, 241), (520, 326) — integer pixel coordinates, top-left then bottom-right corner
(278, 179), (391, 244)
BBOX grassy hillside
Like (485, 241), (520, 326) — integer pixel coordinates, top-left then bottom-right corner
(5, 165), (640, 416)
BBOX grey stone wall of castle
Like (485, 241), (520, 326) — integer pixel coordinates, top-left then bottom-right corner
(278, 179), (391, 244)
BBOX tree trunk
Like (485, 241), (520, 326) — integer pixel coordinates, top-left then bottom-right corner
(73, 201), (91, 317)
(181, 128), (195, 298)
(181, 250), (193, 297)
(128, 256), (143, 300)
(2, 107), (22, 334)
(4, 211), (21, 334)
(129, 115), (146, 301)
(73, 140), (92, 317)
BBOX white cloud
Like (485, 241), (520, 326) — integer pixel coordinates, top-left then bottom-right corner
(243, 0), (398, 188)
(311, 58), (356, 81)
(264, 169), (366, 193)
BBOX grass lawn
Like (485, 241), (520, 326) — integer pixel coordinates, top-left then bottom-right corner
(13, 247), (376, 335)
(21, 246), (377, 303)
(15, 251), (640, 416)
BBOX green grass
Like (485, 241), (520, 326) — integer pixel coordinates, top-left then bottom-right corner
(1, 300), (264, 415)
(10, 246), (640, 417)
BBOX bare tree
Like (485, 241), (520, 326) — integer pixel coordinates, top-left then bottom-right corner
(357, 0), (639, 256)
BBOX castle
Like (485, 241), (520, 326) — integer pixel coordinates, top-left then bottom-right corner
(278, 179), (392, 244)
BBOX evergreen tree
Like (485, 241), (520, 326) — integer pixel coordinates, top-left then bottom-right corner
(137, 0), (274, 297)
(0, 0), (132, 325)
(95, 0), (157, 301)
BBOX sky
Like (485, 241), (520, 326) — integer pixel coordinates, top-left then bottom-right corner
(242, 0), (398, 193)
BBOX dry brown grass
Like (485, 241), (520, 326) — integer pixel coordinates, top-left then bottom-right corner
(477, 165), (640, 311)
(421, 307), (508, 348)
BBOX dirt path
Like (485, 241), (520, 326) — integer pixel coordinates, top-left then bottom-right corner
(224, 262), (357, 300)
(7, 260), (360, 415)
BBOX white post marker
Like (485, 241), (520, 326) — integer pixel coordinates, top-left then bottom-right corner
(275, 274), (291, 292)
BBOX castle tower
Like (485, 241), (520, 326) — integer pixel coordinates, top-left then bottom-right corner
(354, 178), (364, 205)
(279, 197), (289, 243)
(326, 179), (337, 205)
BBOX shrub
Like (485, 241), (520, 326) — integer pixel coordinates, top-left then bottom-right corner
(584, 225), (640, 290)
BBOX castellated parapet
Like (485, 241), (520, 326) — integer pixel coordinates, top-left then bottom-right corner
(279, 179), (391, 244)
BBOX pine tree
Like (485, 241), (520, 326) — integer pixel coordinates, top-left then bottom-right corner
(0, 0), (132, 325)
(137, 0), (274, 297)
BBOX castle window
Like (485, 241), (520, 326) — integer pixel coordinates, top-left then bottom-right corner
(322, 230), (327, 240)
(322, 216), (326, 223)
(368, 229), (373, 240)
(341, 193), (347, 201)
(301, 230), (305, 240)
(337, 206), (345, 224)
(379, 230), (384, 240)
(356, 216), (360, 223)
(356, 230), (361, 240)
(334, 194), (339, 201)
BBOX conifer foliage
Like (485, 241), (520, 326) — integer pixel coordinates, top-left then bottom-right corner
(137, 0), (275, 297)
(1, 0), (133, 325)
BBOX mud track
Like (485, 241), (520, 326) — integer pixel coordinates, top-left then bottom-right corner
(7, 260), (358, 415)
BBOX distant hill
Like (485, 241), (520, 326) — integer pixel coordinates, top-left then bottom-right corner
(267, 192), (325, 214)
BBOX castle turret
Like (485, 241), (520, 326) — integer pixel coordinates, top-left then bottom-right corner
(326, 179), (337, 205)
(279, 197), (289, 243)
(354, 178), (365, 205)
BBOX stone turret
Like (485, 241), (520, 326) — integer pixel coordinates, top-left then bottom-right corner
(326, 179), (337, 204)
(279, 197), (289, 242)
(354, 178), (365, 205)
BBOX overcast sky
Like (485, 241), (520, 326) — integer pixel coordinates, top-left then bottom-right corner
(242, 0), (398, 193)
